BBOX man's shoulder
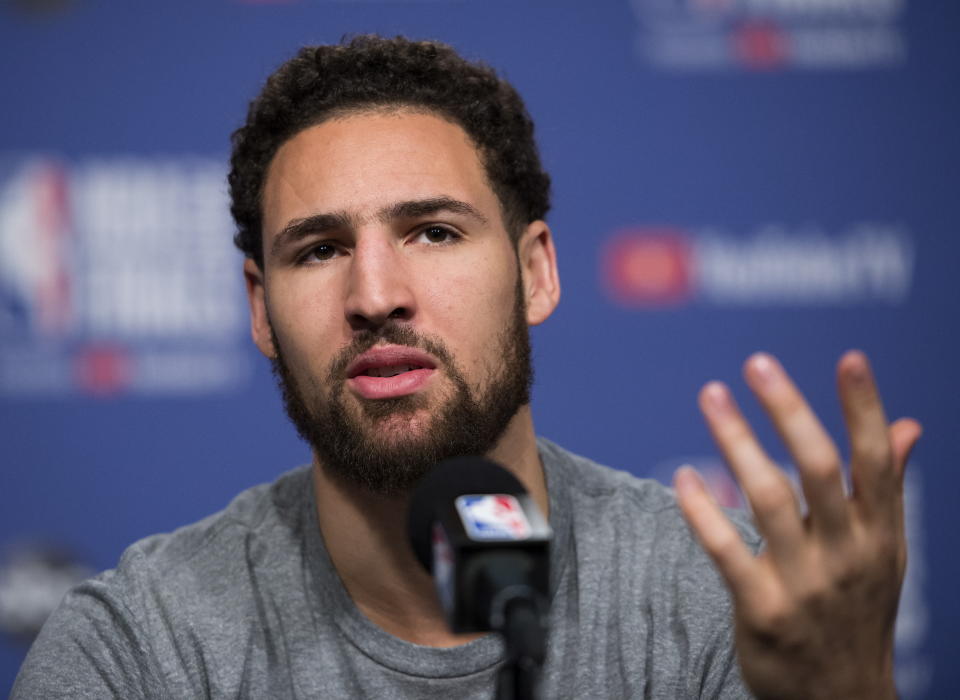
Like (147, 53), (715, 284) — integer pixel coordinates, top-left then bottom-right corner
(13, 467), (316, 698)
(121, 464), (312, 575)
(77, 464), (315, 627)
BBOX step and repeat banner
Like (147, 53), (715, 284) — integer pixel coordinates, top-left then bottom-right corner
(1, 1), (957, 695)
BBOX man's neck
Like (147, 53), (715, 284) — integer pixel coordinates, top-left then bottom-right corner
(311, 407), (547, 647)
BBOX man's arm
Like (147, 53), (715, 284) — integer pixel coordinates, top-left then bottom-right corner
(674, 350), (921, 700)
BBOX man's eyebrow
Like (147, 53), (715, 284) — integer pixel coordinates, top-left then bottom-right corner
(378, 196), (489, 226)
(270, 211), (353, 258)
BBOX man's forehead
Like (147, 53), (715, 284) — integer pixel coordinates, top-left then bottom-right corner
(261, 110), (496, 237)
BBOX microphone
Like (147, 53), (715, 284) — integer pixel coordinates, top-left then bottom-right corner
(407, 456), (552, 700)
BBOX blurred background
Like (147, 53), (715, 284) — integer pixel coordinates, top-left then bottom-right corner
(1, 0), (957, 695)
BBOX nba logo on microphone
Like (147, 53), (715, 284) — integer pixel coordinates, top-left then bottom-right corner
(456, 495), (532, 541)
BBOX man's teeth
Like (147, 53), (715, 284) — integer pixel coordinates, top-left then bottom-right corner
(364, 364), (419, 378)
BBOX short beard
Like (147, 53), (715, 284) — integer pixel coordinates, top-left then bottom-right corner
(269, 281), (532, 497)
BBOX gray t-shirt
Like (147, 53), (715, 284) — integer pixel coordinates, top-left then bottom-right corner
(13, 438), (759, 698)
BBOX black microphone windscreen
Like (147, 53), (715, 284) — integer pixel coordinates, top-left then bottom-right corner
(407, 456), (526, 573)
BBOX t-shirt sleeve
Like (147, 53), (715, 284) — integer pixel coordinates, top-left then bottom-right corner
(11, 572), (165, 699)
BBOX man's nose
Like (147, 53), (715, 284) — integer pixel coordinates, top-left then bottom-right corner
(343, 235), (416, 330)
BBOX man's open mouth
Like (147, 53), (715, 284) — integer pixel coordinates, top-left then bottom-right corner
(347, 346), (437, 378)
(360, 364), (423, 378)
(346, 346), (438, 400)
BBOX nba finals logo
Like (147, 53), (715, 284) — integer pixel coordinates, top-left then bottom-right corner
(0, 154), (249, 397)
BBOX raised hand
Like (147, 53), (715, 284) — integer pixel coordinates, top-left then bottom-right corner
(674, 350), (922, 700)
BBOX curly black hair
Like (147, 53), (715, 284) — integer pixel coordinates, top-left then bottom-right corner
(229, 35), (552, 268)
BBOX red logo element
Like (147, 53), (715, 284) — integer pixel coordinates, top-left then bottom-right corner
(601, 228), (694, 307)
(38, 164), (71, 332)
(74, 345), (131, 396)
(734, 20), (789, 70)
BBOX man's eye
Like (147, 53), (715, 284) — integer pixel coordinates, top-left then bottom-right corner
(417, 225), (459, 244)
(304, 243), (339, 262)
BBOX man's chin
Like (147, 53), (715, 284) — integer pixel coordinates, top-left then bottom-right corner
(350, 390), (429, 417)
(315, 415), (460, 497)
(351, 407), (440, 445)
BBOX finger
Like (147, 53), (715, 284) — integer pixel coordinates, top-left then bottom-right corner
(674, 466), (763, 601)
(836, 351), (895, 512)
(699, 381), (806, 562)
(743, 353), (849, 539)
(889, 417), (922, 480)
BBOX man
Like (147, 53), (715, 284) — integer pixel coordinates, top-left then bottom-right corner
(14, 36), (920, 698)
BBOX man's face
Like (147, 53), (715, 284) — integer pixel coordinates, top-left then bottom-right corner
(247, 109), (551, 495)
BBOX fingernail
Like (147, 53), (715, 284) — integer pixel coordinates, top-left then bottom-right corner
(703, 382), (732, 414)
(849, 364), (869, 386)
(673, 465), (701, 495)
(844, 350), (870, 385)
(749, 352), (779, 386)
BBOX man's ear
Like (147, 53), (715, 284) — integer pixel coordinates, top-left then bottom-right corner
(243, 258), (277, 359)
(517, 220), (561, 326)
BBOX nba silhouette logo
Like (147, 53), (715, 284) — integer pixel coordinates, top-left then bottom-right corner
(0, 159), (74, 336)
(456, 494), (532, 541)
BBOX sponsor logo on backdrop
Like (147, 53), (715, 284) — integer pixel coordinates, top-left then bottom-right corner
(0, 543), (94, 644)
(0, 155), (249, 396)
(601, 223), (913, 308)
(647, 458), (929, 697)
(630, 0), (908, 71)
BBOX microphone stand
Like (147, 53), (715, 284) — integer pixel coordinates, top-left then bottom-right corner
(471, 552), (547, 700)
(494, 595), (545, 700)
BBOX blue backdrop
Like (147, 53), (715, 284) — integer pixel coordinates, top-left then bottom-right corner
(1, 1), (957, 696)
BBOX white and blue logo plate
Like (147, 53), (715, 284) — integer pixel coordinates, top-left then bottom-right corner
(455, 494), (532, 541)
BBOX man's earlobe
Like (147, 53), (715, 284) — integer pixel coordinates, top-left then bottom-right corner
(519, 221), (561, 326)
(243, 258), (277, 359)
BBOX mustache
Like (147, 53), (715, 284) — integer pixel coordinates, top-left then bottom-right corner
(329, 323), (455, 379)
